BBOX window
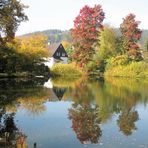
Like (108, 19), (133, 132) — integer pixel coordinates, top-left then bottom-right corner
(56, 52), (60, 56)
(62, 53), (65, 56)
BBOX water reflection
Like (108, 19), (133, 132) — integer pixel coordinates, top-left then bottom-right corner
(0, 78), (51, 116)
(63, 77), (148, 143)
(117, 109), (139, 136)
(0, 111), (27, 147)
(0, 77), (148, 147)
(69, 105), (102, 144)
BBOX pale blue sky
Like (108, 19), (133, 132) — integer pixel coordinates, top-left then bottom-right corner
(17, 0), (148, 35)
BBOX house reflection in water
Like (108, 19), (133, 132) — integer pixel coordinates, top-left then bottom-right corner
(44, 79), (67, 101)
(52, 87), (67, 101)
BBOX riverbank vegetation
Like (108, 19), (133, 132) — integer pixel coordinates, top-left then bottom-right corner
(50, 63), (82, 77)
(1, 1), (148, 79)
(69, 5), (148, 78)
(0, 0), (50, 78)
(0, 35), (50, 77)
(105, 61), (148, 78)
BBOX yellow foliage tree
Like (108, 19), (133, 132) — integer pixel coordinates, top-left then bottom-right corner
(16, 34), (49, 60)
(61, 41), (70, 49)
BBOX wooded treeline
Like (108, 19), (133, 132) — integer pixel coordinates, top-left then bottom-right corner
(1, 1), (148, 78)
(22, 29), (148, 47)
(0, 0), (50, 77)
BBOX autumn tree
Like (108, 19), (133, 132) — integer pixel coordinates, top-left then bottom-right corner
(0, 34), (50, 75)
(71, 5), (105, 67)
(15, 34), (49, 60)
(120, 14), (142, 61)
(0, 0), (28, 46)
(61, 41), (73, 61)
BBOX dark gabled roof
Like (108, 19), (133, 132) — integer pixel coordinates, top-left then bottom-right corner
(53, 44), (68, 59)
(52, 87), (67, 101)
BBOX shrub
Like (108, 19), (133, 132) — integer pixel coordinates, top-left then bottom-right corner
(86, 59), (105, 76)
(105, 61), (148, 78)
(106, 55), (130, 70)
(51, 63), (82, 77)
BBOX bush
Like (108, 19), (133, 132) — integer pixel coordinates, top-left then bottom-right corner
(86, 59), (105, 76)
(106, 55), (130, 70)
(105, 61), (148, 78)
(51, 63), (82, 77)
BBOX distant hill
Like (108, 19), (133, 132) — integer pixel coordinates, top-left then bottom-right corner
(22, 29), (72, 44)
(140, 30), (148, 47)
(113, 28), (148, 47)
(22, 29), (148, 46)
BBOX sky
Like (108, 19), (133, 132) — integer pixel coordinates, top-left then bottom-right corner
(17, 0), (148, 35)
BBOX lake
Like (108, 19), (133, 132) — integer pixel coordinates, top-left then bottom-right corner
(0, 77), (148, 148)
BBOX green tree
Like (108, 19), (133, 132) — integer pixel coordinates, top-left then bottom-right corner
(86, 26), (117, 75)
(98, 26), (117, 59)
(0, 0), (28, 46)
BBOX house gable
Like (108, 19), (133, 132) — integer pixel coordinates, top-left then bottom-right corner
(52, 87), (67, 101)
(53, 44), (68, 59)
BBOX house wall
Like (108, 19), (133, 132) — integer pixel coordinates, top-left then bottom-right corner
(44, 57), (55, 68)
(61, 57), (68, 64)
(44, 57), (68, 68)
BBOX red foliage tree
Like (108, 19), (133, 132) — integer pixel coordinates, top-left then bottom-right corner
(120, 14), (142, 60)
(71, 5), (105, 67)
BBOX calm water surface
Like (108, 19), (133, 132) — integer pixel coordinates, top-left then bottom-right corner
(0, 77), (148, 148)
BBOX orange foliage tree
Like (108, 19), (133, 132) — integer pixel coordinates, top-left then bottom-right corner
(71, 5), (105, 67)
(120, 14), (142, 61)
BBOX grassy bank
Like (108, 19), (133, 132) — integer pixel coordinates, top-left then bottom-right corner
(0, 70), (50, 78)
(105, 61), (148, 78)
(51, 63), (83, 77)
(0, 72), (33, 78)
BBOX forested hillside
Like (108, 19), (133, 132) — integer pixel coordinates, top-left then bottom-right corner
(113, 29), (148, 47)
(22, 29), (148, 47)
(22, 29), (72, 44)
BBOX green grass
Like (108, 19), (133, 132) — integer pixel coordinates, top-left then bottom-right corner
(51, 63), (82, 77)
(105, 61), (148, 78)
(0, 72), (32, 78)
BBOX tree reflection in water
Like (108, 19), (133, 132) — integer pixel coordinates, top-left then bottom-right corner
(66, 77), (148, 143)
(0, 78), (49, 147)
(0, 112), (27, 147)
(117, 109), (139, 136)
(69, 105), (102, 144)
(0, 77), (148, 146)
(68, 81), (102, 144)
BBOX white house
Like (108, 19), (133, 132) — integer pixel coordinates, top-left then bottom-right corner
(44, 43), (68, 68)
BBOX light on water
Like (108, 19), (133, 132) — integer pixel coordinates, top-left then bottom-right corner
(0, 77), (148, 148)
